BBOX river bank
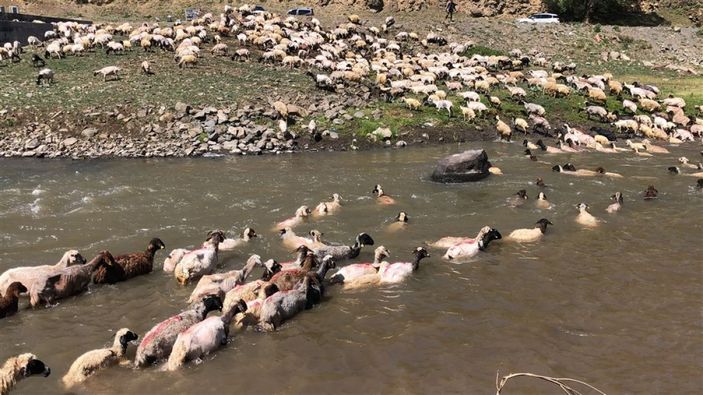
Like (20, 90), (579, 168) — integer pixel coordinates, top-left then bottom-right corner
(0, 101), (499, 159)
(1, 9), (701, 158)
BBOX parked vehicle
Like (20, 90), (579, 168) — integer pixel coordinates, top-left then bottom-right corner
(517, 13), (560, 24)
(287, 7), (314, 16)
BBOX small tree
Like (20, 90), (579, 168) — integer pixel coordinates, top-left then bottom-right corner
(545, 0), (640, 23)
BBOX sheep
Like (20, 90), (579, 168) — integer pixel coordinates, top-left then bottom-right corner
(258, 275), (318, 331)
(177, 54), (198, 68)
(305, 71), (334, 90)
(608, 80), (623, 96)
(219, 228), (257, 251)
(496, 116), (512, 141)
(166, 299), (247, 370)
(313, 233), (375, 261)
(210, 43), (228, 56)
(134, 295), (223, 367)
(187, 254), (263, 303)
(33, 251), (116, 307)
(587, 88), (607, 103)
(458, 91), (480, 102)
(0, 282), (27, 319)
(638, 98), (660, 112)
(611, 119), (639, 133)
(94, 66), (121, 81)
(582, 105), (610, 122)
(62, 328), (138, 387)
(514, 117), (529, 133)
(465, 101), (488, 116)
(231, 48), (250, 62)
(30, 54), (45, 68)
(524, 102), (546, 116)
(575, 203), (599, 227)
(487, 95), (502, 108)
(0, 250), (85, 297)
(623, 99), (638, 114)
(237, 33), (247, 45)
(507, 219), (553, 243)
(105, 42), (124, 55)
(348, 15), (361, 24)
(460, 106), (476, 121)
(594, 135), (610, 146)
(141, 61), (153, 75)
(272, 101), (288, 119)
(507, 86), (526, 99)
(430, 98), (453, 117)
(92, 238), (165, 284)
(27, 36), (42, 47)
(44, 42), (63, 59)
(269, 254), (334, 294)
(403, 97), (421, 110)
(35, 68), (54, 86)
(1, 354), (51, 395)
(174, 231), (226, 285)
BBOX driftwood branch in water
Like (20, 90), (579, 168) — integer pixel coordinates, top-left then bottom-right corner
(495, 371), (607, 395)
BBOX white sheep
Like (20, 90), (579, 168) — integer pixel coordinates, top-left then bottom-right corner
(187, 255), (262, 303)
(94, 66), (121, 81)
(175, 231), (225, 285)
(166, 299), (247, 370)
(524, 102), (546, 116)
(1, 353), (51, 394)
(62, 329), (138, 387)
(0, 250), (85, 296)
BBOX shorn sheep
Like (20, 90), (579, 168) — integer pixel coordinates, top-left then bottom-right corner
(94, 66), (121, 81)
(62, 328), (138, 387)
(1, 354), (51, 395)
(0, 250), (85, 296)
(134, 295), (222, 367)
(166, 299), (247, 370)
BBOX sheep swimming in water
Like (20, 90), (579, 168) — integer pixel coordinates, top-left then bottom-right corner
(166, 299), (247, 370)
(134, 295), (222, 367)
(1, 354), (51, 394)
(62, 328), (138, 387)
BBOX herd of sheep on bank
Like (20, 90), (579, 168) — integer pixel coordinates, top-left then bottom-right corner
(2, 3), (702, 150)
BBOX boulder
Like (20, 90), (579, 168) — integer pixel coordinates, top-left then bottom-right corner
(367, 0), (383, 12)
(431, 149), (490, 183)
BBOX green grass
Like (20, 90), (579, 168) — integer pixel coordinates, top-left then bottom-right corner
(2, 30), (701, 144)
(1, 38), (316, 112)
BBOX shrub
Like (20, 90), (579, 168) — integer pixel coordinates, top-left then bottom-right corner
(460, 45), (506, 58)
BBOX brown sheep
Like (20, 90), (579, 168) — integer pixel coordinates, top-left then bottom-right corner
(0, 282), (27, 319)
(93, 238), (165, 284)
(33, 251), (116, 307)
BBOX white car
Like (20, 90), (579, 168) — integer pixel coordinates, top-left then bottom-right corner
(517, 13), (560, 24)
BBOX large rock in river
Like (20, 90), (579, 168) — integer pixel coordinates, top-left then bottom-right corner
(431, 149), (490, 183)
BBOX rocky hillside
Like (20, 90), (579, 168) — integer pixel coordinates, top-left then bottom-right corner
(8, 0), (700, 24)
(11, 0), (543, 19)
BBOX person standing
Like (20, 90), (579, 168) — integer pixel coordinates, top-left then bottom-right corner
(445, 0), (457, 22)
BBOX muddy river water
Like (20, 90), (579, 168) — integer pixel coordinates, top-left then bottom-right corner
(1, 142), (701, 394)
